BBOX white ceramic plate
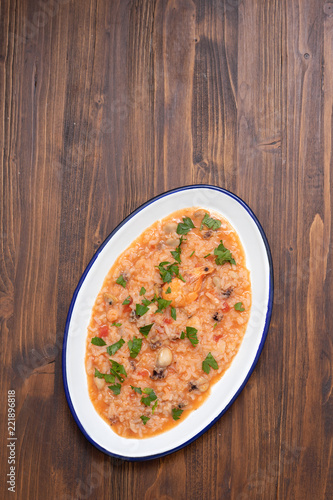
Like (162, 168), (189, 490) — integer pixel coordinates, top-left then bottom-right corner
(62, 185), (273, 460)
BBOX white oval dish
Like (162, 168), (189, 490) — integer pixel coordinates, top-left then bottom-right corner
(62, 185), (273, 461)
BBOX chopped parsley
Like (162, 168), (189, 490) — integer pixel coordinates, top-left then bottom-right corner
(111, 322), (122, 327)
(140, 415), (150, 425)
(181, 326), (199, 346)
(94, 368), (115, 384)
(189, 250), (195, 257)
(200, 213), (222, 231)
(110, 360), (127, 383)
(128, 336), (142, 358)
(155, 297), (172, 313)
(108, 383), (121, 395)
(177, 216), (195, 235)
(171, 307), (177, 321)
(106, 338), (125, 355)
(165, 286), (172, 294)
(170, 236), (185, 264)
(141, 388), (157, 407)
(156, 261), (185, 283)
(204, 253), (211, 258)
(116, 275), (127, 288)
(234, 302), (245, 311)
(202, 352), (218, 374)
(152, 400), (158, 414)
(139, 286), (146, 296)
(91, 337), (107, 346)
(136, 303), (149, 316)
(130, 385), (142, 394)
(122, 296), (131, 305)
(213, 322), (217, 329)
(214, 240), (236, 266)
(142, 298), (152, 306)
(172, 408), (183, 420)
(139, 323), (154, 337)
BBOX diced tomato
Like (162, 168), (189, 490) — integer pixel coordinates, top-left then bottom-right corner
(164, 318), (173, 324)
(137, 369), (149, 378)
(99, 325), (109, 337)
(213, 334), (223, 342)
(123, 305), (132, 313)
(221, 301), (230, 313)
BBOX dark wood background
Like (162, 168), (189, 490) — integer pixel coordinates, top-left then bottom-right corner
(1, 0), (332, 499)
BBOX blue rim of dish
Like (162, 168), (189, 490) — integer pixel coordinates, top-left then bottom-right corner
(62, 184), (274, 461)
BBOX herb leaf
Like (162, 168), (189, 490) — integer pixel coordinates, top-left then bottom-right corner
(140, 415), (150, 425)
(122, 296), (131, 305)
(177, 216), (195, 235)
(200, 213), (222, 231)
(202, 352), (218, 374)
(110, 360), (127, 382)
(189, 250), (195, 257)
(91, 337), (107, 346)
(142, 298), (152, 306)
(112, 322), (122, 327)
(152, 400), (158, 414)
(139, 287), (146, 296)
(130, 385), (142, 394)
(172, 408), (183, 421)
(136, 303), (149, 316)
(128, 336), (143, 358)
(234, 302), (245, 311)
(116, 275), (127, 288)
(106, 338), (125, 355)
(165, 286), (171, 294)
(171, 307), (177, 321)
(108, 383), (121, 395)
(139, 323), (154, 337)
(180, 331), (185, 339)
(185, 326), (198, 346)
(155, 297), (172, 313)
(94, 368), (115, 384)
(141, 388), (157, 407)
(214, 240), (236, 266)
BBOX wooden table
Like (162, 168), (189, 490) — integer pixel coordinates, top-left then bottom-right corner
(1, 1), (332, 499)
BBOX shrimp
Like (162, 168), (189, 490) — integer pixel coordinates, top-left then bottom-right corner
(161, 264), (214, 307)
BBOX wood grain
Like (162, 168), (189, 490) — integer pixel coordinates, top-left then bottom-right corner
(0, 0), (332, 499)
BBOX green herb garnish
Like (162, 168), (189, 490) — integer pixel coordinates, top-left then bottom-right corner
(94, 368), (115, 384)
(136, 303), (149, 316)
(106, 338), (125, 355)
(204, 253), (211, 258)
(180, 331), (185, 339)
(139, 287), (146, 296)
(171, 307), (177, 321)
(183, 326), (198, 346)
(165, 286), (171, 294)
(177, 217), (195, 235)
(152, 400), (158, 414)
(108, 383), (121, 395)
(128, 336), (142, 358)
(172, 408), (183, 420)
(156, 261), (185, 283)
(214, 240), (236, 266)
(141, 388), (157, 407)
(130, 385), (142, 394)
(122, 296), (131, 305)
(213, 322), (217, 329)
(234, 302), (245, 311)
(116, 275), (127, 288)
(111, 322), (122, 327)
(140, 415), (150, 425)
(142, 298), (152, 306)
(139, 324), (154, 337)
(200, 213), (222, 231)
(155, 297), (172, 313)
(110, 360), (127, 382)
(202, 352), (218, 374)
(91, 337), (107, 346)
(189, 250), (195, 257)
